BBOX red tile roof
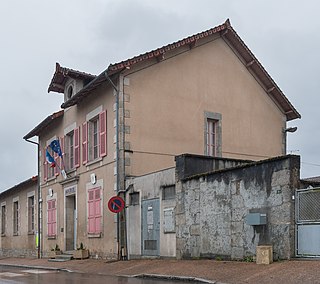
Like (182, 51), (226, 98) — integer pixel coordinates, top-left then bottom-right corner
(57, 19), (300, 121)
(0, 176), (38, 196)
(48, 63), (96, 93)
(23, 110), (64, 139)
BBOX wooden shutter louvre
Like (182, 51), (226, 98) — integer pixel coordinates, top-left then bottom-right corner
(99, 110), (107, 157)
(74, 127), (80, 168)
(82, 122), (88, 164)
(43, 148), (48, 182)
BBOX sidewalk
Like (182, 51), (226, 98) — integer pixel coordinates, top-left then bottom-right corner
(0, 257), (320, 284)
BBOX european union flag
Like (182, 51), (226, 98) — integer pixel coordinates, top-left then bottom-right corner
(50, 139), (62, 157)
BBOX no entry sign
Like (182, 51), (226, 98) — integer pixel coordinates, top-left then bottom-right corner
(108, 196), (125, 213)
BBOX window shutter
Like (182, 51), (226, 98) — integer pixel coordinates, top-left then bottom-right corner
(43, 148), (47, 182)
(99, 110), (107, 157)
(74, 127), (80, 168)
(82, 122), (88, 164)
(54, 150), (59, 176)
(47, 200), (57, 237)
(88, 190), (94, 233)
(94, 188), (101, 233)
(60, 137), (65, 170)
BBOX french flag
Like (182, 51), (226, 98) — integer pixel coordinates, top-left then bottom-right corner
(46, 149), (56, 168)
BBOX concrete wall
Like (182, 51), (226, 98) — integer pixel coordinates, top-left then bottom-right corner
(175, 155), (300, 260)
(0, 178), (38, 258)
(126, 168), (176, 259)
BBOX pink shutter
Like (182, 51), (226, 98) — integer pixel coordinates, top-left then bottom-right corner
(47, 200), (52, 236)
(54, 150), (59, 176)
(88, 190), (94, 233)
(94, 188), (101, 233)
(82, 122), (88, 164)
(99, 111), (107, 157)
(60, 137), (65, 170)
(74, 127), (80, 168)
(47, 200), (57, 237)
(52, 201), (56, 236)
(43, 149), (48, 182)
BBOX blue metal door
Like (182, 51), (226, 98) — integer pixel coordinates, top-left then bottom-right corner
(142, 199), (160, 256)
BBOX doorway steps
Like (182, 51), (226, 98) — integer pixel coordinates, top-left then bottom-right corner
(48, 251), (74, 262)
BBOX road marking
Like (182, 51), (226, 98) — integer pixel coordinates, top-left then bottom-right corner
(0, 272), (23, 277)
(21, 269), (54, 274)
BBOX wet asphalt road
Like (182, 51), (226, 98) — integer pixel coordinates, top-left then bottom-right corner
(0, 266), (195, 284)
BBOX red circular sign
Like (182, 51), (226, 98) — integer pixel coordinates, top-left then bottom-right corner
(108, 196), (125, 213)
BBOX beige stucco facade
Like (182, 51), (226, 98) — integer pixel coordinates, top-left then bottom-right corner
(38, 83), (118, 258)
(123, 37), (286, 179)
(0, 178), (38, 257)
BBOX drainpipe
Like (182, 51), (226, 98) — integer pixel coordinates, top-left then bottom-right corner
(24, 138), (41, 259)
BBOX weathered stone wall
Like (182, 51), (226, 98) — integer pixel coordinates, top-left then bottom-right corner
(176, 155), (300, 260)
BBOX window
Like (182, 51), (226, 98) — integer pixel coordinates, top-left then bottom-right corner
(66, 131), (74, 170)
(88, 117), (99, 161)
(13, 201), (19, 235)
(130, 192), (140, 205)
(82, 110), (107, 164)
(162, 186), (176, 200)
(205, 112), (222, 157)
(28, 196), (35, 234)
(1, 205), (6, 235)
(88, 187), (102, 235)
(67, 85), (73, 99)
(47, 199), (57, 238)
(206, 119), (217, 156)
(44, 147), (55, 179)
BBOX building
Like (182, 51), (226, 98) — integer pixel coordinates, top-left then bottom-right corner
(22, 19), (300, 259)
(126, 154), (302, 260)
(0, 177), (38, 258)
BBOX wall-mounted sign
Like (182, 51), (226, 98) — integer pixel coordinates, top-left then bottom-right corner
(108, 196), (125, 213)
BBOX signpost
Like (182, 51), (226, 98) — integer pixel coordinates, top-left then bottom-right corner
(108, 196), (125, 213)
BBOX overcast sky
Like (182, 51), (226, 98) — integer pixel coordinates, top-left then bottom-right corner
(0, 0), (319, 191)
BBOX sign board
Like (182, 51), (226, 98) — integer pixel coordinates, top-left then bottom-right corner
(108, 196), (125, 213)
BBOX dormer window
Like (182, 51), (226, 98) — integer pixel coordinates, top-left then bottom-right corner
(67, 85), (73, 100)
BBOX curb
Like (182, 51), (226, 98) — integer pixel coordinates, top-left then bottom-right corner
(133, 273), (219, 283)
(0, 263), (62, 271)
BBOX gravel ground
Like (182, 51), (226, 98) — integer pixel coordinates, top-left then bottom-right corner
(0, 257), (319, 284)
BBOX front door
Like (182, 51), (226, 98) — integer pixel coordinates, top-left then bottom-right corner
(66, 194), (76, 251)
(141, 199), (160, 256)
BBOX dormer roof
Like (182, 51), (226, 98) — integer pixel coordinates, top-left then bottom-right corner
(48, 63), (96, 93)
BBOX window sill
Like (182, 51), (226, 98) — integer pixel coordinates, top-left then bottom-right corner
(28, 231), (35, 235)
(13, 233), (19, 236)
(1, 234), (5, 237)
(86, 157), (103, 167)
(88, 232), (101, 238)
(48, 235), (56, 240)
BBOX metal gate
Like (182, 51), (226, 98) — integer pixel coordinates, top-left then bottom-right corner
(141, 199), (160, 256)
(296, 188), (320, 257)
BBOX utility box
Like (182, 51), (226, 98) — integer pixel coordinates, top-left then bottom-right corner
(246, 213), (267, 225)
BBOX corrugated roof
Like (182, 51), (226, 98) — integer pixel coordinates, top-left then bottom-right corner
(23, 110), (64, 139)
(48, 63), (96, 93)
(301, 176), (320, 184)
(58, 19), (300, 121)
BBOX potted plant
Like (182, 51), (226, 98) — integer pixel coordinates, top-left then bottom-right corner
(73, 242), (89, 259)
(48, 244), (62, 258)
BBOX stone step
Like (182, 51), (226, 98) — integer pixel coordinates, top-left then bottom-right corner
(48, 258), (70, 262)
(55, 254), (73, 260)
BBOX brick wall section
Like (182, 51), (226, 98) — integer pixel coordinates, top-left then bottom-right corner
(175, 155), (300, 260)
